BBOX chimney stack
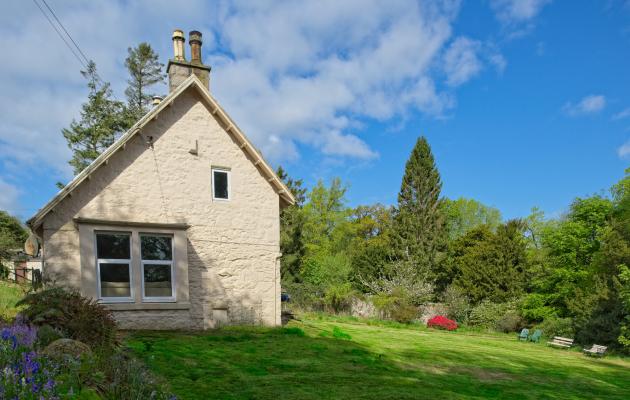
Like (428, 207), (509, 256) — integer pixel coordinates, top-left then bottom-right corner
(166, 29), (211, 92)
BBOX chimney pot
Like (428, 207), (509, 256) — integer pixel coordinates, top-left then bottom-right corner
(167, 29), (211, 92)
(189, 30), (203, 64)
(152, 96), (163, 106)
(172, 29), (185, 61)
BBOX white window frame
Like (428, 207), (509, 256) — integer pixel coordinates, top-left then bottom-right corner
(140, 233), (176, 303)
(211, 167), (231, 201)
(95, 231), (134, 303)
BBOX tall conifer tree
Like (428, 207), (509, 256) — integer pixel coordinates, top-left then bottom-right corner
(62, 61), (128, 175)
(394, 136), (445, 275)
(124, 43), (165, 122)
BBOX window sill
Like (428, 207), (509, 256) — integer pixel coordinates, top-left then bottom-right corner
(103, 302), (191, 311)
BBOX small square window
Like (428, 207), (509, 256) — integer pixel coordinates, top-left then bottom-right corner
(212, 168), (230, 200)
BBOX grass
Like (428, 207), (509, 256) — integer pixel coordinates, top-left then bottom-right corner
(0, 280), (27, 321)
(126, 314), (630, 400)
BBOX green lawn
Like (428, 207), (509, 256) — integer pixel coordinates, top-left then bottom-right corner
(0, 280), (27, 321)
(126, 315), (630, 400)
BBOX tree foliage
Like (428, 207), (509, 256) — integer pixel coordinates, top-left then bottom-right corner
(273, 144), (630, 348)
(0, 210), (28, 262)
(448, 220), (528, 304)
(277, 167), (307, 282)
(124, 42), (165, 122)
(62, 62), (129, 174)
(442, 197), (502, 240)
(393, 136), (445, 276)
(348, 204), (394, 289)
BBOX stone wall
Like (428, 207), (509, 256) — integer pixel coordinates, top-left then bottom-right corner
(349, 297), (448, 324)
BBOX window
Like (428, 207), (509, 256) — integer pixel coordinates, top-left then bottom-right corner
(212, 168), (230, 200)
(96, 232), (132, 302)
(141, 234), (175, 301)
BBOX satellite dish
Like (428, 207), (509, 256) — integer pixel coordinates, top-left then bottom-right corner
(24, 234), (39, 257)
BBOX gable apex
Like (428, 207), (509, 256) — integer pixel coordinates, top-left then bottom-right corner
(27, 74), (295, 230)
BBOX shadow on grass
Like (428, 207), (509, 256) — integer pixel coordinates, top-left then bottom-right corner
(126, 324), (630, 400)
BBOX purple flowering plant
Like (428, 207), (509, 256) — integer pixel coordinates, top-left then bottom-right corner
(1, 320), (61, 399)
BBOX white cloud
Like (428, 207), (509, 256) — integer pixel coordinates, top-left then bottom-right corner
(0, 0), (505, 204)
(618, 140), (630, 159)
(613, 107), (630, 120)
(210, 0), (469, 159)
(562, 95), (607, 116)
(0, 177), (20, 214)
(491, 0), (551, 23)
(443, 37), (483, 86)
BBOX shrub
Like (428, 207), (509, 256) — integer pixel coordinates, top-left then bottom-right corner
(17, 287), (117, 350)
(427, 315), (458, 331)
(362, 259), (433, 306)
(442, 285), (471, 323)
(495, 310), (525, 333)
(372, 288), (418, 323)
(323, 283), (355, 313)
(36, 325), (64, 348)
(282, 280), (326, 311)
(468, 301), (511, 328)
(536, 317), (574, 339)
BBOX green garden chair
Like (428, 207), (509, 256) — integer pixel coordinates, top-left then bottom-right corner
(518, 328), (529, 341)
(529, 329), (542, 343)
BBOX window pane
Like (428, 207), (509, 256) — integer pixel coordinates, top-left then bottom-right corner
(213, 170), (229, 199)
(100, 263), (131, 298)
(141, 236), (172, 260)
(144, 264), (173, 297)
(96, 233), (130, 259)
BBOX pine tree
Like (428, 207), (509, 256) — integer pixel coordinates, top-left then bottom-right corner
(124, 43), (165, 122)
(394, 136), (445, 275)
(62, 61), (128, 175)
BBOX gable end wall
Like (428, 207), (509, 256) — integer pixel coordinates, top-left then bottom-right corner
(40, 88), (281, 329)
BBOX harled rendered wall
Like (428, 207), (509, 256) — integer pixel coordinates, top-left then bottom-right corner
(40, 88), (281, 329)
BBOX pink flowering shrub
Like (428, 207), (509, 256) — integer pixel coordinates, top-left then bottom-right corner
(427, 315), (458, 331)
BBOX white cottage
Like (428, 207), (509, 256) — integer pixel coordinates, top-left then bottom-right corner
(27, 29), (295, 330)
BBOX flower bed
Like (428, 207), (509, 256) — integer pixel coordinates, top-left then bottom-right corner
(1, 287), (177, 399)
(1, 321), (60, 399)
(427, 315), (458, 331)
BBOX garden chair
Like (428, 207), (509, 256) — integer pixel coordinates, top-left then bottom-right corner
(583, 344), (607, 357)
(529, 329), (542, 343)
(518, 328), (529, 341)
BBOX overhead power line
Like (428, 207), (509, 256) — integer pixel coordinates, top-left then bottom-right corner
(32, 0), (87, 69)
(32, 0), (106, 87)
(40, 0), (91, 66)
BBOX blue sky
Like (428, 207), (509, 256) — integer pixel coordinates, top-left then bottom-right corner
(1, 0), (629, 221)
